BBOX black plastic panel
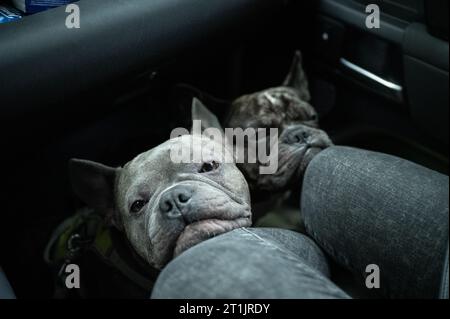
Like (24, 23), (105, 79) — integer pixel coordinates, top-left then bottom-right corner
(404, 55), (449, 145)
(319, 0), (407, 45)
(404, 23), (449, 71)
(315, 16), (346, 63)
(353, 0), (425, 23)
(0, 0), (284, 118)
(425, 0), (449, 41)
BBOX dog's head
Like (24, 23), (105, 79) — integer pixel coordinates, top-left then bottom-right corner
(227, 51), (319, 131)
(70, 106), (251, 269)
(199, 51), (333, 193)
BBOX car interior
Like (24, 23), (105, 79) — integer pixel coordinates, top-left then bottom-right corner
(0, 0), (448, 298)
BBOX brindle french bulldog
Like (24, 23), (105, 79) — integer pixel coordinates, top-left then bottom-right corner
(193, 51), (333, 195)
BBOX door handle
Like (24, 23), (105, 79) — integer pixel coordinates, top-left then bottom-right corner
(340, 58), (403, 102)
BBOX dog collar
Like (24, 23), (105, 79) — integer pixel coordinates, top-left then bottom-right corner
(44, 209), (159, 295)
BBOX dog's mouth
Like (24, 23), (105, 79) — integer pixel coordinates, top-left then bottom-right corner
(254, 139), (327, 192)
(282, 134), (330, 166)
(163, 178), (252, 258)
(276, 141), (321, 174)
(277, 144), (308, 171)
(173, 216), (251, 257)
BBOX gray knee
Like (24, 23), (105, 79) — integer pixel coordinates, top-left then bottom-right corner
(300, 146), (449, 298)
(151, 228), (348, 299)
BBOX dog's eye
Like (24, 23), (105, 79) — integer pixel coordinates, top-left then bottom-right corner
(199, 161), (220, 173)
(130, 200), (147, 214)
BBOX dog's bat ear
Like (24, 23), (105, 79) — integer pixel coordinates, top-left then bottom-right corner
(69, 159), (121, 227)
(191, 97), (236, 158)
(191, 97), (223, 132)
(283, 50), (311, 102)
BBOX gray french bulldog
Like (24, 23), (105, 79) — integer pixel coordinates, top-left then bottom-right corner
(69, 109), (252, 270)
(194, 51), (333, 193)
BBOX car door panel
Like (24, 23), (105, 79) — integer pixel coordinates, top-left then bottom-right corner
(312, 0), (448, 166)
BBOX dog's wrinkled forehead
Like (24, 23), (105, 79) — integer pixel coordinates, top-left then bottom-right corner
(121, 135), (228, 183)
(228, 87), (317, 129)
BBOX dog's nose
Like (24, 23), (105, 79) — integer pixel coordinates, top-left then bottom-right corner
(284, 128), (310, 145)
(159, 186), (193, 219)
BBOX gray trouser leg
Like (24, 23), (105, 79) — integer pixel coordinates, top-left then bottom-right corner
(0, 267), (15, 299)
(151, 228), (349, 299)
(302, 146), (449, 299)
